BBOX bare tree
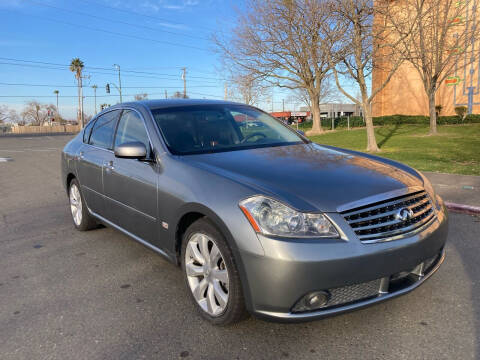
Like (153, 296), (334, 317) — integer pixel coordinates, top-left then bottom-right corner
(21, 101), (53, 125)
(329, 0), (404, 152)
(214, 0), (342, 135)
(289, 75), (339, 110)
(171, 91), (189, 99)
(134, 93), (148, 101)
(0, 105), (19, 124)
(384, 0), (479, 134)
(228, 72), (265, 105)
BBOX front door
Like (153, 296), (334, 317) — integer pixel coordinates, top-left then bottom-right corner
(103, 110), (159, 245)
(76, 110), (120, 215)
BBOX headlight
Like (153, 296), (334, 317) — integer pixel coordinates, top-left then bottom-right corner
(239, 196), (339, 238)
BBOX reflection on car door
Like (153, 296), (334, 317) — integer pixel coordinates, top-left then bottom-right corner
(76, 110), (120, 215)
(103, 109), (159, 245)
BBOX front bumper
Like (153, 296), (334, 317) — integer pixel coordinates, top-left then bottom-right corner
(238, 206), (448, 322)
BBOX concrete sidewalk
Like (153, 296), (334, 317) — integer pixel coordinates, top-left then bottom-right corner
(423, 171), (480, 208)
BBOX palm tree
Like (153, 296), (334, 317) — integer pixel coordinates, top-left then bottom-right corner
(70, 58), (84, 128)
(53, 90), (59, 116)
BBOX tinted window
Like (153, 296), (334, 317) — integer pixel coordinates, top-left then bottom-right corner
(83, 118), (95, 143)
(151, 105), (303, 155)
(114, 110), (151, 158)
(89, 110), (119, 149)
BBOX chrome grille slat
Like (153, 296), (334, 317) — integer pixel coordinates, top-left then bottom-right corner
(341, 190), (436, 243)
(342, 191), (427, 218)
(357, 212), (435, 241)
(349, 200), (432, 230)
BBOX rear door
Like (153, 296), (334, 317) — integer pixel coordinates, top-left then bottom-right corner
(103, 109), (159, 245)
(76, 110), (120, 216)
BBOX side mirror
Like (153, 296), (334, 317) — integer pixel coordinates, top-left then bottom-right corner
(297, 130), (305, 136)
(114, 141), (147, 159)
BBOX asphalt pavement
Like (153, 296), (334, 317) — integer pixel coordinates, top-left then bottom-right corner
(424, 172), (480, 208)
(1, 135), (479, 360)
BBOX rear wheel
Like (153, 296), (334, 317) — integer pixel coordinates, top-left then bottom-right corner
(181, 218), (247, 325)
(69, 178), (97, 231)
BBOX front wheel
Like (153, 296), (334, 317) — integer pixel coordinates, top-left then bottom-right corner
(68, 178), (97, 231)
(181, 218), (247, 325)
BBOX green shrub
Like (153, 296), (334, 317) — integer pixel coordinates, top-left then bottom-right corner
(454, 106), (468, 121)
(294, 113), (480, 132)
(372, 114), (480, 125)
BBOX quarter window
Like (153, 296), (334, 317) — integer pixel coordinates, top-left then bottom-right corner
(83, 118), (95, 143)
(114, 110), (151, 158)
(89, 110), (119, 149)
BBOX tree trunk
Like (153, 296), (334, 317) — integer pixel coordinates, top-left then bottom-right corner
(306, 93), (323, 136)
(363, 103), (380, 152)
(428, 91), (437, 135)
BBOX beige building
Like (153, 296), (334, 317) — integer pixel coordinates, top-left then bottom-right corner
(372, 2), (480, 117)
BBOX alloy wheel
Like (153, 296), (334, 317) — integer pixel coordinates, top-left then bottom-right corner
(69, 183), (83, 226)
(185, 233), (229, 317)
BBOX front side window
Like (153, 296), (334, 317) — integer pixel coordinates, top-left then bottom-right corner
(151, 105), (304, 155)
(89, 110), (119, 149)
(114, 110), (151, 158)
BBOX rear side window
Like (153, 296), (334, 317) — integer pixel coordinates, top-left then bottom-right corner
(89, 110), (119, 149)
(83, 118), (95, 143)
(114, 110), (151, 158)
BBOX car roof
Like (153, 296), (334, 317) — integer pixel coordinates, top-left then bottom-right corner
(119, 99), (247, 110)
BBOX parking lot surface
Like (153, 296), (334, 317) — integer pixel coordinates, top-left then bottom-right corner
(1, 135), (479, 360)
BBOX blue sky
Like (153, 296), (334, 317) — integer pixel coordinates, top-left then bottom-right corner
(0, 0), (355, 120)
(0, 0), (245, 118)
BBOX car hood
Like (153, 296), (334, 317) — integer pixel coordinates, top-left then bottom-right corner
(182, 143), (424, 212)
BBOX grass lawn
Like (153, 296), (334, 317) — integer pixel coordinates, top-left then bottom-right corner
(307, 124), (480, 175)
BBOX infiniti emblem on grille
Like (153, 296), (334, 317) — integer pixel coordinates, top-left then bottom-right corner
(396, 208), (414, 221)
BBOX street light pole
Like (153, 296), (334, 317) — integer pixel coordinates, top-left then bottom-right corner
(113, 64), (122, 103)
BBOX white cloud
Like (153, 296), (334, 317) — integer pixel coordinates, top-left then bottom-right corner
(0, 0), (22, 9)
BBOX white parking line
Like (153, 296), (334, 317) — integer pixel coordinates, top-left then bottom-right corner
(0, 148), (61, 153)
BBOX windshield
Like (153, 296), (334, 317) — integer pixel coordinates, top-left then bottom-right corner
(151, 104), (305, 155)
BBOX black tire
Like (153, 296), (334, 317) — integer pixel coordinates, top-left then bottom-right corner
(68, 178), (97, 231)
(181, 217), (248, 325)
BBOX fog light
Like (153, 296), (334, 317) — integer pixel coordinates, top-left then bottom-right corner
(292, 291), (330, 313)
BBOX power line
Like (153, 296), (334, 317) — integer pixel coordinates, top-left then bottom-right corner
(0, 82), (220, 89)
(0, 61), (221, 84)
(10, 11), (208, 52)
(0, 57), (226, 81)
(77, 0), (218, 33)
(25, 0), (210, 42)
(0, 91), (223, 99)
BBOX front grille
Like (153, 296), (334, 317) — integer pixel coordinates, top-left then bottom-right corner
(341, 190), (435, 243)
(291, 249), (444, 313)
(327, 279), (381, 307)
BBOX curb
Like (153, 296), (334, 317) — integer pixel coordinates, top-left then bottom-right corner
(445, 202), (480, 215)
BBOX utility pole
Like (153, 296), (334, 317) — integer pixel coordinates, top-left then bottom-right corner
(113, 64), (122, 103)
(282, 99), (285, 112)
(224, 83), (228, 100)
(53, 90), (59, 116)
(92, 85), (98, 114)
(165, 90), (168, 99)
(79, 76), (84, 128)
(181, 67), (187, 98)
